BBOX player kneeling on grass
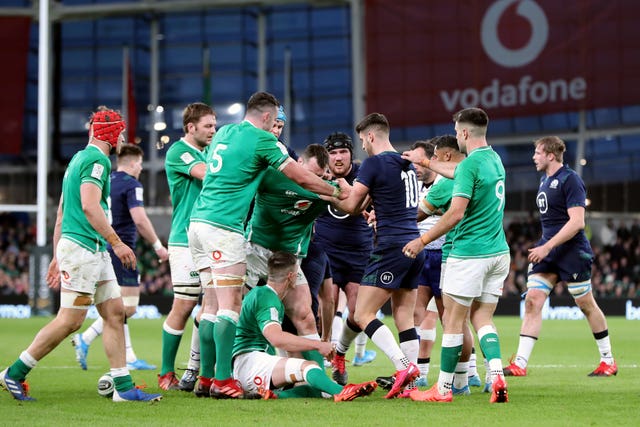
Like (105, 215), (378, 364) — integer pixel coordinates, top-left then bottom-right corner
(232, 251), (377, 401)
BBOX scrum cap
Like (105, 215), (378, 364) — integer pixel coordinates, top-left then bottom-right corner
(90, 108), (126, 149)
(277, 105), (287, 123)
(323, 132), (353, 154)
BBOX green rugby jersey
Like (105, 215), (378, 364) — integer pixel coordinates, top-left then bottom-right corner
(60, 144), (111, 252)
(246, 167), (331, 257)
(426, 175), (456, 262)
(232, 285), (283, 357)
(165, 139), (206, 247)
(190, 121), (290, 234)
(449, 146), (509, 259)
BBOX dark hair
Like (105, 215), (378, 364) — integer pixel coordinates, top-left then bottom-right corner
(355, 112), (390, 135)
(182, 102), (215, 134)
(452, 108), (489, 128)
(323, 132), (353, 154)
(246, 91), (279, 114)
(117, 143), (144, 160)
(411, 140), (435, 158)
(267, 251), (298, 282)
(534, 135), (566, 162)
(301, 144), (329, 169)
(432, 134), (460, 152)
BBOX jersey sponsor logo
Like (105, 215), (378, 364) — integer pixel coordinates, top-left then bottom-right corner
(253, 376), (264, 387)
(327, 205), (349, 220)
(293, 200), (312, 211)
(536, 192), (548, 214)
(212, 250), (222, 261)
(91, 163), (104, 180)
(270, 307), (279, 321)
(285, 190), (300, 197)
(189, 271), (199, 278)
(180, 152), (195, 165)
(380, 271), (394, 285)
(135, 187), (144, 202)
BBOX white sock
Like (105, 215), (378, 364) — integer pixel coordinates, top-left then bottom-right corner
(468, 350), (478, 377)
(19, 351), (38, 368)
(336, 321), (359, 355)
(82, 317), (103, 344)
(399, 337), (419, 365)
(368, 324), (406, 371)
(437, 370), (454, 395)
(514, 335), (537, 368)
(187, 323), (201, 371)
(124, 323), (137, 363)
(595, 335), (614, 364)
(331, 315), (344, 345)
(488, 358), (505, 383)
(453, 361), (469, 389)
(354, 331), (367, 358)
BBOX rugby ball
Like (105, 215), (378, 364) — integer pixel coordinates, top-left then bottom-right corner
(97, 373), (114, 398)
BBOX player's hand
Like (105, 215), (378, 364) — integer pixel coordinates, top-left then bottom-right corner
(528, 245), (550, 264)
(336, 178), (351, 200)
(113, 242), (137, 270)
(402, 238), (425, 259)
(401, 148), (426, 165)
(155, 245), (169, 262)
(363, 209), (377, 231)
(318, 341), (336, 359)
(46, 258), (60, 289)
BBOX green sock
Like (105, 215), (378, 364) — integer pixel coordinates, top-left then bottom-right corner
(479, 331), (502, 361)
(160, 328), (183, 375)
(276, 384), (322, 398)
(440, 344), (462, 373)
(8, 359), (31, 382)
(199, 319), (216, 378)
(113, 374), (135, 393)
(305, 366), (343, 395)
(301, 349), (324, 368)
(213, 315), (236, 380)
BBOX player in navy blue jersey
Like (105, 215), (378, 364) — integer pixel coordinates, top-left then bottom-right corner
(314, 132), (377, 384)
(332, 113), (422, 399)
(504, 136), (617, 377)
(72, 144), (169, 371)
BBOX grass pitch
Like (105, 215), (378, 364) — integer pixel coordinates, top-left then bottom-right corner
(0, 315), (637, 426)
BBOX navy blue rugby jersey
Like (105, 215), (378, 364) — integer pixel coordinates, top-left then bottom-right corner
(356, 151), (420, 246)
(314, 162), (373, 252)
(109, 170), (144, 248)
(535, 164), (591, 252)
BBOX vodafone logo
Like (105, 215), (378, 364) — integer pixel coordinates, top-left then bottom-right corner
(481, 0), (548, 68)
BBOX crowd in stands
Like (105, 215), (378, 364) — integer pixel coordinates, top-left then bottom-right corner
(2, 212), (640, 300)
(0, 213), (35, 297)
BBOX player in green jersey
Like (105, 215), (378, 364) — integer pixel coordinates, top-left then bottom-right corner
(1, 107), (161, 402)
(245, 144), (332, 367)
(233, 251), (377, 401)
(159, 103), (216, 393)
(188, 92), (350, 398)
(403, 108), (510, 404)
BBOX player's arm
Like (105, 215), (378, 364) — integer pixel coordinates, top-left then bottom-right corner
(329, 181), (370, 215)
(81, 182), (136, 270)
(281, 159), (350, 200)
(403, 195), (468, 257)
(402, 149), (458, 179)
(189, 162), (206, 181)
(528, 206), (585, 263)
(417, 198), (439, 222)
(130, 206), (169, 262)
(263, 322), (334, 357)
(46, 196), (63, 289)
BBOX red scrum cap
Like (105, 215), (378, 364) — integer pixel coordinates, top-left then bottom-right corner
(89, 108), (126, 148)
